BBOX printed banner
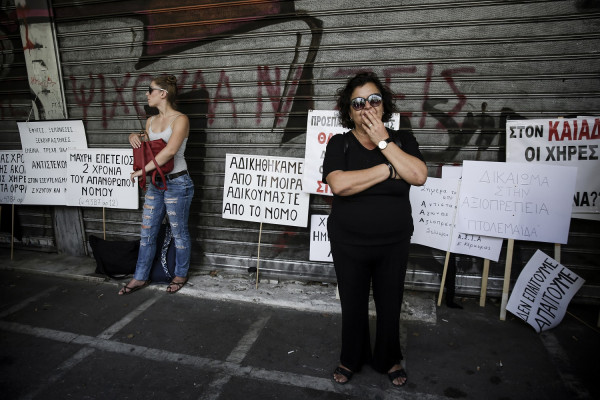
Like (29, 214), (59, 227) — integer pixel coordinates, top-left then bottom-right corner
(222, 154), (310, 227)
(506, 117), (599, 221)
(18, 120), (88, 205)
(302, 110), (400, 196)
(66, 149), (138, 209)
(456, 161), (577, 244)
(506, 250), (584, 333)
(0, 151), (26, 205)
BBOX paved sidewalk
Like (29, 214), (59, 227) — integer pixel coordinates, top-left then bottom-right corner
(0, 249), (598, 400)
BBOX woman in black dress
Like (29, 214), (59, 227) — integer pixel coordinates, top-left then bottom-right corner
(322, 71), (427, 387)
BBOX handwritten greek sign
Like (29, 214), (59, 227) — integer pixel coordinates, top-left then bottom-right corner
(506, 250), (584, 332)
(222, 154), (309, 227)
(302, 110), (400, 196)
(66, 149), (138, 209)
(18, 120), (88, 205)
(410, 177), (503, 261)
(456, 161), (577, 244)
(506, 117), (600, 221)
(309, 214), (332, 262)
(0, 151), (27, 204)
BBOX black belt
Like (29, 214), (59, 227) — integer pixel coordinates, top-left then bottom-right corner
(152, 170), (188, 181)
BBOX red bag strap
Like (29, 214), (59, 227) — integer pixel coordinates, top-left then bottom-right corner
(137, 141), (147, 190)
(147, 143), (168, 190)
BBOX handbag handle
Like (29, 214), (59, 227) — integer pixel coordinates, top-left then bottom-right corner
(143, 141), (169, 191)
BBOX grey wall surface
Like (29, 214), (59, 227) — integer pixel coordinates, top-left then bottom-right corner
(1, 0), (599, 300)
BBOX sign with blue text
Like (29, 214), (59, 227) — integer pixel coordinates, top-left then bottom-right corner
(456, 161), (577, 244)
(18, 120), (88, 205)
(0, 151), (26, 205)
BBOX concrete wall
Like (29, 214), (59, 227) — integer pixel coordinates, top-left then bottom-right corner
(1, 0), (599, 300)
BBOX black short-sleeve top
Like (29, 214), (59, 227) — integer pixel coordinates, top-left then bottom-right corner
(322, 128), (425, 246)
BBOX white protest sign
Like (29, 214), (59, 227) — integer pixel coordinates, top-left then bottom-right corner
(302, 110), (400, 196)
(18, 120), (88, 205)
(506, 250), (584, 332)
(310, 214), (332, 262)
(66, 149), (138, 209)
(506, 117), (600, 221)
(456, 161), (577, 244)
(0, 151), (26, 204)
(410, 177), (503, 261)
(222, 154), (309, 227)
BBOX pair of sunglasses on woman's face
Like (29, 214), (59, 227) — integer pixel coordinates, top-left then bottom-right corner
(351, 93), (382, 110)
(147, 86), (168, 94)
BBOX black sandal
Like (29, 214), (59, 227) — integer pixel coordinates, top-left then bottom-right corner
(118, 281), (149, 296)
(166, 277), (188, 294)
(333, 366), (353, 384)
(388, 367), (408, 387)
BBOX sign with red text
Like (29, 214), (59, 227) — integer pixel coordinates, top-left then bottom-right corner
(0, 151), (27, 205)
(506, 250), (584, 333)
(18, 120), (88, 205)
(222, 154), (309, 227)
(456, 161), (577, 244)
(302, 110), (400, 196)
(506, 117), (599, 221)
(66, 149), (138, 209)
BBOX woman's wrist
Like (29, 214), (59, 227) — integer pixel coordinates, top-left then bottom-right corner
(386, 162), (395, 179)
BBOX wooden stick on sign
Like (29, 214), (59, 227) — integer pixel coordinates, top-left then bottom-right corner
(437, 251), (451, 306)
(256, 222), (263, 289)
(103, 207), (106, 240)
(500, 239), (515, 320)
(479, 259), (490, 307)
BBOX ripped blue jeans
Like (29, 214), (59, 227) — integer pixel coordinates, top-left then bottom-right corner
(133, 174), (194, 281)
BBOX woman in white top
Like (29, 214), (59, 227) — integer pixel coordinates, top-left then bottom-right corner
(119, 75), (194, 295)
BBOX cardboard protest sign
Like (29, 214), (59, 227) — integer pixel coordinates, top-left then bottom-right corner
(506, 117), (600, 221)
(66, 149), (138, 209)
(506, 250), (584, 332)
(0, 151), (26, 205)
(302, 110), (400, 196)
(456, 161), (577, 244)
(222, 154), (309, 227)
(410, 177), (503, 261)
(309, 214), (332, 262)
(18, 120), (88, 205)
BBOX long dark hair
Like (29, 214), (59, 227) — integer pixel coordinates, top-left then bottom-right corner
(336, 71), (398, 129)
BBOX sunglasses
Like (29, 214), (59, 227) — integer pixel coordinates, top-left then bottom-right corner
(147, 86), (168, 94)
(351, 93), (382, 110)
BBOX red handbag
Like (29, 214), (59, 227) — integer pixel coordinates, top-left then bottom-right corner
(132, 138), (174, 190)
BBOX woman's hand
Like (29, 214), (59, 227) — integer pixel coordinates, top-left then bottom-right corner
(129, 131), (146, 149)
(360, 108), (388, 145)
(130, 169), (143, 182)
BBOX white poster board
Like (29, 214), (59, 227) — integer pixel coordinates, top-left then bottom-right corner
(309, 214), (332, 262)
(66, 149), (138, 209)
(302, 110), (400, 196)
(18, 120), (88, 205)
(410, 177), (503, 261)
(506, 250), (584, 332)
(222, 154), (310, 227)
(456, 161), (577, 244)
(506, 117), (599, 221)
(0, 151), (27, 205)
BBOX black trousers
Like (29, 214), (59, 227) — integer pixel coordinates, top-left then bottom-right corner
(331, 239), (409, 374)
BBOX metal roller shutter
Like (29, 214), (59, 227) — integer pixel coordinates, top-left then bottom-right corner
(3, 0), (599, 300)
